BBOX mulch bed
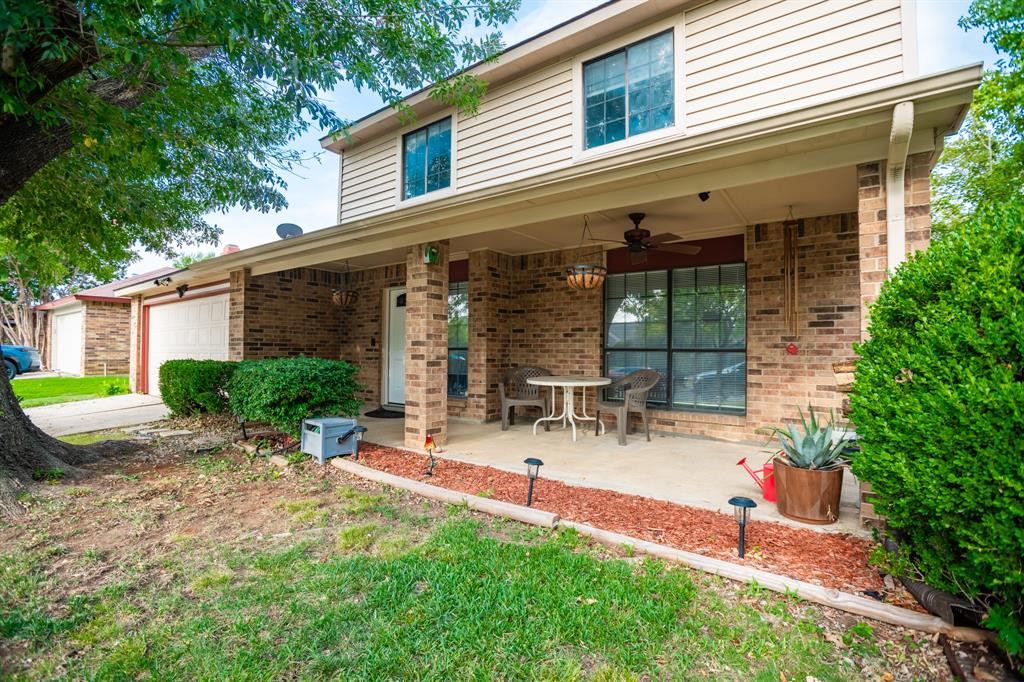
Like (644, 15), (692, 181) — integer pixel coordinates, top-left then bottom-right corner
(354, 442), (918, 607)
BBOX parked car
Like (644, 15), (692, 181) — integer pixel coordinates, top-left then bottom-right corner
(2, 344), (42, 380)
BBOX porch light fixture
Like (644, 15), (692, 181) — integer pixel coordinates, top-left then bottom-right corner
(524, 457), (544, 506)
(424, 434), (438, 476)
(331, 260), (359, 307)
(728, 496), (757, 558)
(423, 244), (440, 265)
(565, 216), (606, 290)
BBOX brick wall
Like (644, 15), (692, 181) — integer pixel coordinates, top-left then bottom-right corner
(337, 263), (406, 407)
(454, 250), (513, 421)
(509, 248), (606, 413)
(230, 267), (345, 360)
(857, 152), (931, 336)
(81, 301), (131, 375)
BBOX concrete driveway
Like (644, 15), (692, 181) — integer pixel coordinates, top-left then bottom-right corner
(26, 393), (169, 437)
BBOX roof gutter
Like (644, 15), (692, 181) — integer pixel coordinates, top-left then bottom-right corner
(886, 101), (914, 272)
(113, 268), (190, 297)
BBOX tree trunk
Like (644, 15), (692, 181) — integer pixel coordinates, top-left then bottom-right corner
(0, 367), (131, 516)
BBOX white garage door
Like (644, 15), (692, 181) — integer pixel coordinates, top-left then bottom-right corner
(52, 308), (83, 375)
(147, 294), (229, 395)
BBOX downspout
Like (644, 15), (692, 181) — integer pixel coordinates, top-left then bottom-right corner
(886, 102), (915, 272)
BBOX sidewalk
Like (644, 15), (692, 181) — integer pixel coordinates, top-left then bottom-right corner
(26, 393), (169, 436)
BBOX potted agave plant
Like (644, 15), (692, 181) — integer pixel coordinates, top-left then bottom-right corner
(769, 406), (854, 525)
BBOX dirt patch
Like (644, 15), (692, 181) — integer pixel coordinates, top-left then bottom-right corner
(352, 442), (917, 604)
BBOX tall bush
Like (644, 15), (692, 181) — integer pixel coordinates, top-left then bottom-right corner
(159, 360), (237, 416)
(850, 204), (1024, 659)
(227, 357), (363, 437)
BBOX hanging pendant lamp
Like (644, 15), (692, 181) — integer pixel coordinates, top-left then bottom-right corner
(565, 215), (606, 290)
(332, 260), (359, 306)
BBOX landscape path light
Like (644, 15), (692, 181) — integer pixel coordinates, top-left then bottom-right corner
(524, 457), (544, 506)
(728, 496), (757, 558)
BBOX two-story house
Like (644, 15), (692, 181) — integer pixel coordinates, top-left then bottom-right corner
(119, 0), (980, 452)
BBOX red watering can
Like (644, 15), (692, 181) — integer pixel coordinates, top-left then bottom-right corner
(737, 456), (776, 502)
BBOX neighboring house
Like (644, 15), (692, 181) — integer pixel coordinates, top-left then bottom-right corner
(117, 0), (981, 449)
(36, 268), (176, 375)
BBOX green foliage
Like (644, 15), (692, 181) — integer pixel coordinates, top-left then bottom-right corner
(102, 380), (127, 396)
(766, 406), (853, 470)
(31, 468), (66, 483)
(172, 252), (216, 269)
(933, 0), (1024, 236)
(158, 360), (237, 416)
(0, 0), (520, 326)
(11, 375), (129, 408)
(850, 203), (1024, 660)
(227, 357), (363, 437)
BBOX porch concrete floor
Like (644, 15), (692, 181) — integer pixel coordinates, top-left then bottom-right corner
(359, 415), (867, 536)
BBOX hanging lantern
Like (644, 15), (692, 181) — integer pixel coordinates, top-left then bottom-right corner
(565, 264), (607, 290)
(331, 289), (358, 306)
(565, 215), (607, 290)
(331, 260), (359, 306)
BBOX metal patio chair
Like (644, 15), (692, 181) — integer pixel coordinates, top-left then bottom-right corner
(499, 366), (552, 431)
(594, 369), (662, 446)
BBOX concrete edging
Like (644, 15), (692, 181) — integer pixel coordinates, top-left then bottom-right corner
(559, 521), (992, 642)
(325, 456), (991, 642)
(329, 457), (559, 528)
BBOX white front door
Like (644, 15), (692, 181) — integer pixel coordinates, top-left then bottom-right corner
(146, 294), (230, 395)
(52, 308), (83, 375)
(384, 288), (406, 406)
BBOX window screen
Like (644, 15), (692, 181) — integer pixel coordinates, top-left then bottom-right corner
(583, 30), (674, 150)
(447, 280), (469, 398)
(604, 263), (746, 414)
(403, 117), (452, 199)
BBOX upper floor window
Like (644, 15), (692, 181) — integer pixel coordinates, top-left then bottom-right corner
(583, 30), (674, 150)
(402, 117), (451, 199)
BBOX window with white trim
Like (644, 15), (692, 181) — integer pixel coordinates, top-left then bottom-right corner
(402, 117), (452, 199)
(583, 30), (674, 150)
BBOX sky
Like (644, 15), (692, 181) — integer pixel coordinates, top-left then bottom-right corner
(131, 0), (1001, 274)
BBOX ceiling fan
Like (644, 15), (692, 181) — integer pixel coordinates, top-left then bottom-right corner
(594, 213), (702, 264)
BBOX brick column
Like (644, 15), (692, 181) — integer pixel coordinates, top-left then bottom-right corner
(856, 161), (887, 339)
(228, 268), (249, 361)
(467, 250), (512, 422)
(856, 153), (932, 338)
(404, 241), (450, 448)
(128, 296), (143, 392)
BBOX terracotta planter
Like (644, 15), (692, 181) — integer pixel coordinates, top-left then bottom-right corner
(774, 458), (844, 525)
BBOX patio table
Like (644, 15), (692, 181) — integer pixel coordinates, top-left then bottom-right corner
(527, 375), (611, 442)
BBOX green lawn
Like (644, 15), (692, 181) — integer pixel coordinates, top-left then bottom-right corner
(0, 435), (943, 681)
(12, 376), (129, 408)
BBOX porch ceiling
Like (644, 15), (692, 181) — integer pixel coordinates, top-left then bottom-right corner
(317, 165), (856, 271)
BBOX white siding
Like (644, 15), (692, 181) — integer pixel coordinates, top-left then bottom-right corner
(456, 61), (574, 191)
(335, 0), (909, 220)
(684, 0), (905, 133)
(338, 136), (398, 222)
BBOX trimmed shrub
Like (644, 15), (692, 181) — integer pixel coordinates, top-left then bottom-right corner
(159, 360), (238, 416)
(850, 204), (1024, 659)
(226, 357), (363, 437)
